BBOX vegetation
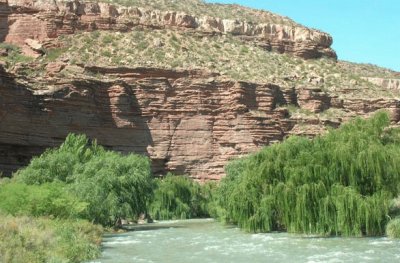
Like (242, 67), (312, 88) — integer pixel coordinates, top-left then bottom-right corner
(0, 214), (102, 263)
(0, 181), (86, 219)
(215, 111), (400, 236)
(0, 43), (34, 68)
(1, 111), (400, 263)
(149, 174), (216, 220)
(339, 61), (400, 79)
(99, 0), (298, 26)
(0, 133), (218, 261)
(386, 218), (400, 238)
(0, 133), (152, 262)
(15, 133), (153, 226)
(31, 29), (397, 101)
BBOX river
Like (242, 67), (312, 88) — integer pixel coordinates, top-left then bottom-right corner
(92, 219), (400, 263)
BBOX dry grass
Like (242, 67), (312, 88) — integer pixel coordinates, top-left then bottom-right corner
(339, 61), (400, 79)
(0, 214), (103, 263)
(36, 29), (399, 101)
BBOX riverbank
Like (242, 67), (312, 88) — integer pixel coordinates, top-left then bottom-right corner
(0, 214), (103, 263)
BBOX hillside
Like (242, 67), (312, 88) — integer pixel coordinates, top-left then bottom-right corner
(0, 0), (399, 179)
(100, 0), (300, 25)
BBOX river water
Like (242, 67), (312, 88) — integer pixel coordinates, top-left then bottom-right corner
(93, 219), (400, 263)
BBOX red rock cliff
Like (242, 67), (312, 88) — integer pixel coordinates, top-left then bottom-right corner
(1, 65), (399, 179)
(1, 0), (336, 59)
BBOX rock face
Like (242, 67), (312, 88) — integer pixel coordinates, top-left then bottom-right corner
(1, 65), (399, 179)
(364, 77), (400, 90)
(1, 0), (336, 59)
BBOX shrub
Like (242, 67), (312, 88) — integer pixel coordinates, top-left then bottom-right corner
(44, 48), (67, 62)
(149, 174), (216, 220)
(0, 214), (102, 263)
(0, 181), (87, 219)
(386, 218), (400, 238)
(102, 35), (114, 44)
(16, 133), (153, 226)
(0, 43), (34, 65)
(216, 111), (400, 236)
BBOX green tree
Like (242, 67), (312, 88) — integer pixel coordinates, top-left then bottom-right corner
(216, 111), (400, 236)
(15, 134), (153, 226)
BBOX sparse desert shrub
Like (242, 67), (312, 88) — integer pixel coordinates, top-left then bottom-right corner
(44, 48), (67, 62)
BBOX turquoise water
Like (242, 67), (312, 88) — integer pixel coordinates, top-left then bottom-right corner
(93, 219), (400, 263)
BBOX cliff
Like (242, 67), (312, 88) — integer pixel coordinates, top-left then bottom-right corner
(0, 0), (399, 179)
(1, 63), (399, 179)
(1, 0), (335, 59)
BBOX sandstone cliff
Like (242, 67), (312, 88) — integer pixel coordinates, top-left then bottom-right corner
(1, 63), (399, 179)
(1, 0), (335, 59)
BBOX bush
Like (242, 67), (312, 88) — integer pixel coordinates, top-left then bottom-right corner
(216, 112), (400, 236)
(0, 214), (102, 263)
(149, 174), (216, 220)
(44, 48), (67, 62)
(386, 218), (400, 238)
(16, 133), (153, 226)
(0, 182), (87, 219)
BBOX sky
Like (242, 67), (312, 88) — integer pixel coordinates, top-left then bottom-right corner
(207, 0), (400, 72)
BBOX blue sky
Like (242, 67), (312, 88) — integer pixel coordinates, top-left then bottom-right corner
(207, 0), (400, 72)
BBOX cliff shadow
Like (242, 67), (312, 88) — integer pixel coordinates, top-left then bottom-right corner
(238, 82), (258, 112)
(0, 1), (10, 42)
(0, 65), (47, 177)
(86, 81), (154, 158)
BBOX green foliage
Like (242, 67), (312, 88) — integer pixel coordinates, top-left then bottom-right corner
(52, 219), (102, 262)
(216, 112), (400, 236)
(0, 43), (19, 53)
(0, 214), (102, 263)
(0, 182), (86, 219)
(16, 133), (153, 226)
(149, 174), (216, 220)
(102, 35), (114, 44)
(102, 50), (112, 57)
(91, 30), (101, 39)
(0, 43), (34, 65)
(386, 217), (400, 238)
(44, 48), (67, 62)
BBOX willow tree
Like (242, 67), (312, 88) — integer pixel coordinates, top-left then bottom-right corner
(217, 111), (400, 236)
(149, 174), (216, 220)
(15, 134), (153, 227)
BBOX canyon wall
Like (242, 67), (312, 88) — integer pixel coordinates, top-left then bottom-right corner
(1, 0), (336, 59)
(1, 65), (399, 179)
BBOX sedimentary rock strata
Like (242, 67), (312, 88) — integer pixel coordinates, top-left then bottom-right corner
(1, 65), (399, 179)
(364, 77), (400, 90)
(1, 0), (336, 59)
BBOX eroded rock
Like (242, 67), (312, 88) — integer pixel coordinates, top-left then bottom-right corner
(0, 65), (398, 179)
(2, 0), (336, 59)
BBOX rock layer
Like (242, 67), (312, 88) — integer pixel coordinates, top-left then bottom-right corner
(1, 65), (399, 179)
(364, 77), (400, 90)
(1, 0), (336, 59)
